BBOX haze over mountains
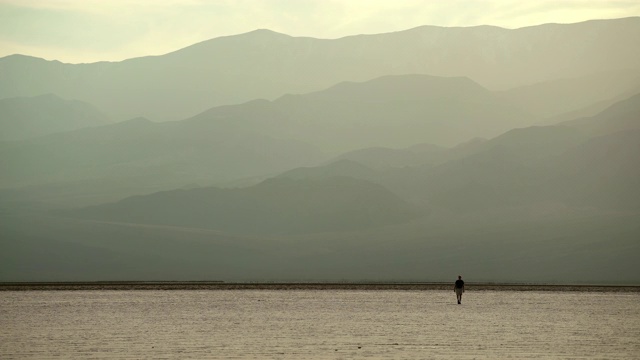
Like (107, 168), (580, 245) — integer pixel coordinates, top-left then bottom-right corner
(1, 17), (639, 122)
(1, 18), (639, 283)
(0, 94), (110, 141)
(277, 94), (640, 213)
(0, 73), (537, 209)
(69, 176), (421, 235)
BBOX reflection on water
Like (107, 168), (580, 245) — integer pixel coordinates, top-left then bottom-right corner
(1, 290), (639, 359)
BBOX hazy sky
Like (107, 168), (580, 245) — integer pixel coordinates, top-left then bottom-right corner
(1, 0), (639, 63)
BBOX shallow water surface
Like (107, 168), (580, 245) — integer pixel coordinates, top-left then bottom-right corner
(1, 290), (639, 359)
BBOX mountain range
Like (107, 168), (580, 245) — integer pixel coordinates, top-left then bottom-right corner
(0, 74), (537, 208)
(67, 176), (420, 235)
(0, 94), (110, 141)
(8, 89), (632, 284)
(278, 93), (640, 214)
(1, 18), (639, 283)
(1, 17), (639, 122)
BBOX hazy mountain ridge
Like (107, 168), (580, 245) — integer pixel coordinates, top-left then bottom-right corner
(277, 159), (379, 180)
(57, 93), (640, 240)
(328, 139), (489, 171)
(1, 18), (638, 121)
(499, 69), (640, 120)
(273, 92), (640, 213)
(192, 74), (536, 150)
(544, 129), (640, 211)
(0, 73), (534, 208)
(0, 113), (324, 207)
(66, 176), (421, 235)
(1, 18), (640, 283)
(2, 86), (637, 212)
(558, 92), (640, 136)
(0, 94), (110, 141)
(329, 146), (444, 170)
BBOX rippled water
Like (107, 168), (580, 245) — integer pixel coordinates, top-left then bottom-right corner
(1, 290), (639, 359)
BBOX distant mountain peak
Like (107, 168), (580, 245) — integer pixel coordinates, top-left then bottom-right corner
(243, 28), (289, 37)
(3, 17), (639, 122)
(163, 27), (294, 59)
(1, 54), (41, 60)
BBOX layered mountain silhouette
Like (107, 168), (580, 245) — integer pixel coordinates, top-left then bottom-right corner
(1, 18), (638, 121)
(188, 74), (534, 150)
(0, 74), (535, 208)
(327, 140), (485, 170)
(0, 115), (323, 207)
(0, 94), (110, 141)
(1, 18), (639, 283)
(559, 93), (640, 136)
(276, 92), (640, 213)
(67, 177), (420, 235)
(499, 69), (640, 121)
(58, 92), (640, 235)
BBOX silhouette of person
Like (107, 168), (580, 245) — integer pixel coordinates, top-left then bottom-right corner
(454, 275), (465, 304)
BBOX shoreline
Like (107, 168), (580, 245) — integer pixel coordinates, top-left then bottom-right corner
(1, 282), (639, 292)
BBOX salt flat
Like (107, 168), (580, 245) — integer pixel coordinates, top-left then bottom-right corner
(1, 290), (639, 359)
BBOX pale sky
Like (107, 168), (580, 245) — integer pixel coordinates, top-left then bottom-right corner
(1, 0), (639, 63)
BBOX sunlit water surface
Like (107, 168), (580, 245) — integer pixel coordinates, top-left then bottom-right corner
(1, 290), (639, 359)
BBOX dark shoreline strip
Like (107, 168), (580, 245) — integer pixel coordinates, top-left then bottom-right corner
(1, 282), (639, 292)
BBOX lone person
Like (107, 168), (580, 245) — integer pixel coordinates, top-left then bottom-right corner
(454, 275), (465, 304)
